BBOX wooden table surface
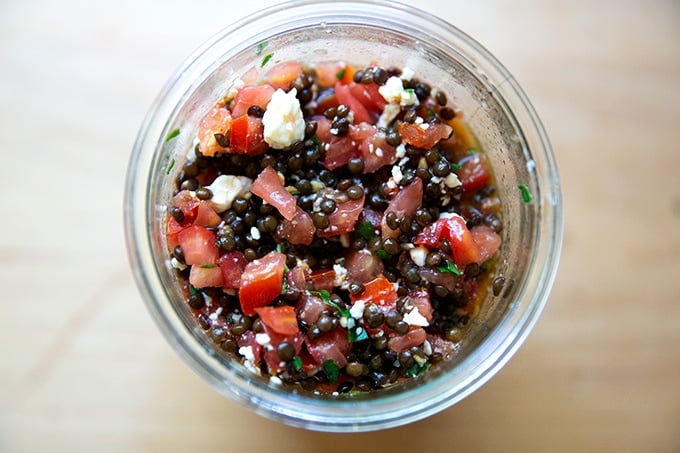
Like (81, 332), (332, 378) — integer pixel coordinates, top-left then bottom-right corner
(2, 0), (679, 451)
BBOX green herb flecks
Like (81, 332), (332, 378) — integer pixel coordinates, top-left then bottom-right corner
(280, 277), (289, 295)
(373, 249), (390, 260)
(404, 361), (431, 378)
(438, 260), (462, 276)
(451, 162), (462, 172)
(200, 263), (217, 269)
(261, 53), (273, 68)
(518, 184), (533, 203)
(405, 88), (415, 96)
(189, 284), (201, 297)
(292, 356), (303, 372)
(165, 128), (180, 142)
(354, 221), (376, 241)
(310, 290), (350, 318)
(336, 68), (346, 80)
(255, 41), (268, 56)
(165, 158), (175, 175)
(275, 242), (289, 254)
(322, 359), (340, 384)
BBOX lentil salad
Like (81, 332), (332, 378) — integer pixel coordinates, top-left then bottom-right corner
(166, 60), (505, 394)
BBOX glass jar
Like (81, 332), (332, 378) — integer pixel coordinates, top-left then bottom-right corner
(124, 0), (562, 432)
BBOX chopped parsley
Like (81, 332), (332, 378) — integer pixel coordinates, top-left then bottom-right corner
(310, 289), (350, 318)
(403, 361), (430, 378)
(438, 260), (462, 276)
(292, 356), (303, 372)
(451, 162), (462, 172)
(354, 221), (376, 241)
(199, 263), (217, 269)
(255, 41), (268, 56)
(165, 128), (180, 142)
(322, 359), (340, 384)
(280, 277), (289, 295)
(165, 158), (175, 175)
(189, 284), (201, 296)
(518, 184), (533, 203)
(275, 242), (289, 254)
(404, 88), (415, 96)
(373, 249), (390, 260)
(260, 53), (273, 68)
(336, 68), (346, 80)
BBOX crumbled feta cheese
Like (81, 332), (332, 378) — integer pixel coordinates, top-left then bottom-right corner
(430, 176), (441, 184)
(209, 307), (223, 322)
(444, 173), (461, 188)
(255, 333), (271, 346)
(375, 147), (384, 157)
(333, 263), (348, 287)
(346, 317), (356, 329)
(379, 76), (418, 107)
(414, 116), (424, 124)
(349, 300), (366, 319)
(270, 376), (283, 385)
(391, 165), (403, 184)
(250, 226), (261, 240)
(423, 340), (433, 356)
(403, 307), (429, 327)
(409, 246), (429, 266)
(419, 122), (430, 130)
(377, 103), (401, 128)
(262, 88), (305, 149)
(396, 143), (406, 159)
(203, 292), (213, 307)
(206, 175), (253, 213)
(239, 345), (255, 362)
(170, 257), (187, 270)
(400, 67), (415, 81)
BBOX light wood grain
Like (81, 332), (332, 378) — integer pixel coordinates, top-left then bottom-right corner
(1, 0), (679, 451)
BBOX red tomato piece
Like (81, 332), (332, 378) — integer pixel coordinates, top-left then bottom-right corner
(306, 328), (351, 368)
(229, 114), (268, 156)
(197, 106), (232, 157)
(335, 82), (372, 124)
(457, 153), (490, 193)
(470, 225), (502, 263)
(398, 122), (452, 149)
(189, 264), (224, 288)
(172, 190), (199, 223)
(275, 206), (315, 246)
(415, 215), (482, 268)
(350, 123), (397, 173)
(177, 226), (219, 266)
(254, 306), (300, 336)
(314, 89), (340, 116)
(350, 275), (397, 307)
(261, 325), (305, 373)
(349, 82), (386, 115)
(193, 200), (221, 227)
(166, 216), (185, 249)
(344, 249), (384, 285)
(295, 293), (327, 327)
(286, 266), (307, 293)
(266, 61), (303, 91)
(388, 328), (427, 353)
(238, 251), (287, 315)
(217, 251), (247, 289)
(251, 166), (297, 220)
(315, 61), (353, 88)
(317, 117), (359, 170)
(381, 178), (423, 238)
(231, 84), (275, 118)
(317, 192), (365, 237)
(307, 268), (336, 291)
(408, 290), (433, 322)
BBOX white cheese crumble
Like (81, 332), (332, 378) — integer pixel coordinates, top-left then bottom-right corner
(170, 257), (187, 271)
(262, 88), (305, 149)
(395, 143), (406, 159)
(391, 165), (404, 184)
(423, 340), (433, 356)
(255, 333), (271, 346)
(239, 346), (255, 362)
(270, 376), (283, 385)
(375, 147), (384, 157)
(400, 67), (415, 81)
(377, 103), (401, 128)
(444, 172), (462, 188)
(409, 246), (429, 266)
(403, 307), (429, 327)
(349, 300), (366, 319)
(250, 226), (261, 240)
(378, 76), (418, 106)
(333, 263), (348, 287)
(206, 175), (253, 213)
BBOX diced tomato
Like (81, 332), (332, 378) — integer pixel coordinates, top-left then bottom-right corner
(427, 334), (457, 355)
(217, 251), (247, 289)
(307, 268), (336, 291)
(295, 293), (327, 327)
(238, 251), (287, 315)
(415, 215), (481, 268)
(193, 201), (221, 227)
(254, 306), (300, 335)
(314, 89), (339, 115)
(350, 275), (397, 307)
(408, 290), (433, 322)
(231, 84), (275, 118)
(306, 328), (351, 368)
(387, 327), (427, 353)
(335, 82), (372, 124)
(286, 266), (307, 293)
(470, 225), (502, 263)
(358, 207), (382, 230)
(350, 123), (397, 173)
(177, 226), (219, 266)
(265, 61), (303, 91)
(317, 117), (358, 170)
(457, 153), (490, 193)
(261, 325), (305, 373)
(398, 122), (452, 149)
(417, 267), (460, 292)
(275, 206), (315, 246)
(229, 114), (268, 156)
(317, 192), (365, 237)
(172, 190), (199, 223)
(344, 249), (384, 285)
(197, 106), (232, 157)
(189, 264), (224, 288)
(166, 216), (185, 249)
(443, 115), (478, 157)
(381, 177), (423, 238)
(251, 166), (296, 220)
(315, 61), (354, 88)
(349, 82), (386, 115)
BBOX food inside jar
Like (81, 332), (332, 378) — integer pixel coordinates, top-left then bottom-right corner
(165, 58), (505, 394)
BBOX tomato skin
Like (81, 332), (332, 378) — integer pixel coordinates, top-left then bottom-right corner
(415, 215), (481, 268)
(344, 249), (384, 285)
(231, 84), (275, 118)
(197, 106), (232, 157)
(307, 268), (336, 291)
(254, 306), (300, 335)
(335, 82), (372, 124)
(265, 61), (303, 91)
(166, 216), (185, 249)
(398, 122), (452, 149)
(457, 153), (490, 193)
(229, 114), (268, 156)
(381, 177), (423, 238)
(217, 251), (247, 289)
(349, 82), (386, 114)
(275, 206), (315, 246)
(239, 251), (287, 315)
(470, 225), (502, 263)
(172, 190), (198, 224)
(316, 192), (365, 237)
(350, 123), (397, 174)
(189, 265), (224, 288)
(387, 327), (427, 353)
(306, 328), (351, 368)
(193, 201), (221, 227)
(251, 166), (297, 221)
(177, 226), (219, 266)
(350, 275), (397, 308)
